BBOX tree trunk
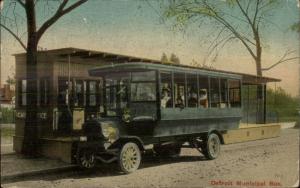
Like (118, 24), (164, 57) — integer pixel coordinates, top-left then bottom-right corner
(21, 0), (39, 156)
(255, 45), (265, 124)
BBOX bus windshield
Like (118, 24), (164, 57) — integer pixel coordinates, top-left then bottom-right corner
(105, 73), (130, 116)
(104, 70), (157, 116)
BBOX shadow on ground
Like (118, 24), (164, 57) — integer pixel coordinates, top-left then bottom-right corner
(2, 154), (207, 184)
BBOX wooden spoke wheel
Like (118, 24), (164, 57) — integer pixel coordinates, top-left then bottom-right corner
(201, 133), (221, 160)
(118, 142), (141, 174)
(76, 148), (96, 169)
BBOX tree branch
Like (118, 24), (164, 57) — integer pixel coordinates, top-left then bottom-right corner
(262, 57), (300, 71)
(37, 0), (88, 42)
(16, 0), (25, 8)
(0, 23), (26, 50)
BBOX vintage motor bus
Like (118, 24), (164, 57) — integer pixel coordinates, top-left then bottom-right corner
(74, 62), (242, 173)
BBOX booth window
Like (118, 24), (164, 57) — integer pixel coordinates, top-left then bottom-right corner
(88, 81), (97, 106)
(18, 80), (27, 106)
(174, 73), (186, 108)
(187, 74), (198, 107)
(220, 78), (228, 108)
(198, 75), (209, 108)
(58, 79), (71, 106)
(74, 80), (86, 107)
(210, 77), (220, 108)
(228, 79), (241, 107)
(40, 79), (50, 106)
(160, 72), (173, 108)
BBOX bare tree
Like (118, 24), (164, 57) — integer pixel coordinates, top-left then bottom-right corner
(161, 0), (299, 76)
(1, 0), (88, 155)
(159, 0), (299, 123)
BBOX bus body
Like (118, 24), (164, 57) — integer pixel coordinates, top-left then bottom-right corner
(74, 62), (242, 173)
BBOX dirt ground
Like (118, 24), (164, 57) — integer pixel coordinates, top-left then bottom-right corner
(2, 128), (299, 188)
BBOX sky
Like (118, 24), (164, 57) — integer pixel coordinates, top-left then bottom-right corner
(1, 0), (299, 96)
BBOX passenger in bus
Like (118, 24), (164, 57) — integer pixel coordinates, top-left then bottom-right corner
(175, 97), (185, 108)
(199, 89), (208, 108)
(188, 92), (198, 107)
(161, 87), (172, 108)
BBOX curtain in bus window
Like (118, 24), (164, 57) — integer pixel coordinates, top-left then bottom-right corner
(174, 73), (186, 108)
(160, 72), (173, 108)
(198, 75), (209, 108)
(187, 74), (198, 108)
(220, 78), (228, 108)
(210, 77), (220, 108)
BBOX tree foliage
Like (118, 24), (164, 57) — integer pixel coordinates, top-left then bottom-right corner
(266, 87), (299, 122)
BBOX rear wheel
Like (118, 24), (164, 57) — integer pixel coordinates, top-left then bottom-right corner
(76, 148), (96, 169)
(153, 143), (181, 158)
(201, 133), (221, 160)
(118, 142), (141, 174)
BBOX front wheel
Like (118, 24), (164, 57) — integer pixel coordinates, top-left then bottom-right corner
(201, 133), (221, 160)
(118, 142), (141, 174)
(76, 148), (96, 169)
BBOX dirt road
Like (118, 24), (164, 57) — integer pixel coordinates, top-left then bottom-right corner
(2, 128), (299, 188)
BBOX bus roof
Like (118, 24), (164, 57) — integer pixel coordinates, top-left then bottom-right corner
(89, 62), (280, 84)
(14, 47), (281, 84)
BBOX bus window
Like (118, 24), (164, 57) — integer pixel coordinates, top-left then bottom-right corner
(198, 75), (209, 108)
(105, 73), (130, 116)
(174, 73), (186, 108)
(187, 74), (198, 107)
(132, 71), (156, 82)
(220, 78), (228, 108)
(131, 83), (156, 101)
(210, 77), (220, 108)
(160, 72), (173, 108)
(228, 79), (241, 107)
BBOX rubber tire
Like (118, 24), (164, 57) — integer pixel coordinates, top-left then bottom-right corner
(76, 147), (96, 169)
(118, 142), (141, 174)
(153, 144), (181, 158)
(201, 133), (221, 160)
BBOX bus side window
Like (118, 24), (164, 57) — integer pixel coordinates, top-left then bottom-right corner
(228, 79), (241, 107)
(187, 74), (198, 108)
(220, 78), (228, 108)
(160, 72), (173, 108)
(198, 76), (209, 108)
(174, 73), (186, 108)
(210, 77), (220, 108)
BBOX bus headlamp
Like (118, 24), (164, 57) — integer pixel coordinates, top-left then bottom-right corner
(101, 124), (118, 142)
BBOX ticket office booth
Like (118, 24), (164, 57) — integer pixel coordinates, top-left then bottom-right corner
(54, 77), (103, 135)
